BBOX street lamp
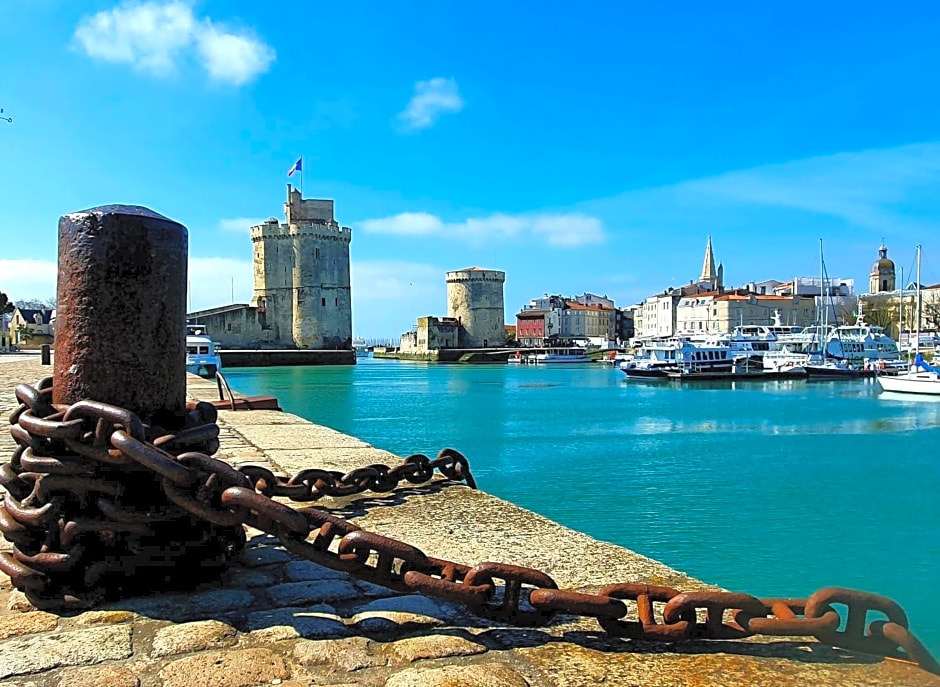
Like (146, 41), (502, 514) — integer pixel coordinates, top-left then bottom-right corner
(0, 108), (11, 123)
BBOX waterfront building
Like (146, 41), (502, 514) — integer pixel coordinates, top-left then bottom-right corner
(399, 316), (459, 352)
(186, 185), (353, 350)
(514, 292), (618, 347)
(8, 307), (54, 349)
(634, 238), (726, 341)
(516, 309), (547, 347)
(676, 291), (816, 335)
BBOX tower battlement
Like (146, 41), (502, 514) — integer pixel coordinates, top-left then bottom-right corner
(446, 268), (506, 284)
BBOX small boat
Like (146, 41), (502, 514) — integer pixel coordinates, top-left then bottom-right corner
(353, 338), (369, 357)
(804, 360), (864, 379)
(878, 356), (940, 396)
(186, 325), (221, 378)
(620, 360), (670, 379)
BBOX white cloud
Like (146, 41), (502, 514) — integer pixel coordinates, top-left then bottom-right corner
(680, 142), (940, 233)
(531, 214), (606, 246)
(360, 211), (606, 247)
(360, 212), (443, 236)
(218, 217), (269, 233)
(73, 1), (275, 85)
(196, 21), (276, 86)
(397, 77), (464, 131)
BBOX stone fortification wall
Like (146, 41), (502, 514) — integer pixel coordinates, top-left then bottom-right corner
(187, 305), (270, 349)
(446, 268), (506, 348)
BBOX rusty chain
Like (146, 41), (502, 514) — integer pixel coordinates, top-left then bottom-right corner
(0, 378), (938, 676)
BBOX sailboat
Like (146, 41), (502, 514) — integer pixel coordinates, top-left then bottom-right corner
(877, 245), (940, 395)
(803, 239), (860, 379)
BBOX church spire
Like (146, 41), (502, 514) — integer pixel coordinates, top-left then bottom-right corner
(700, 235), (717, 284)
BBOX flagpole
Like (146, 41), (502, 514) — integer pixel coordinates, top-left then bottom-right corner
(300, 155), (304, 196)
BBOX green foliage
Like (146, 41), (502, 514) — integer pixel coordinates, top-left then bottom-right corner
(0, 291), (13, 315)
(14, 324), (33, 344)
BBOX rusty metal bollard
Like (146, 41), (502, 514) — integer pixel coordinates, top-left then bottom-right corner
(0, 204), (248, 609)
(54, 205), (188, 426)
(40, 344), (50, 365)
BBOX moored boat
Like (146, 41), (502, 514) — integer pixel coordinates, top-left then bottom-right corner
(804, 360), (864, 379)
(529, 347), (592, 364)
(877, 356), (940, 395)
(186, 325), (222, 379)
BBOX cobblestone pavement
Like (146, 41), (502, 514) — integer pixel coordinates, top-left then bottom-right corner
(0, 356), (938, 686)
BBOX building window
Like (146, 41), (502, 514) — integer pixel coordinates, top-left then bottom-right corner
(335, 298), (338, 306)
(315, 248), (320, 259)
(321, 298), (326, 307)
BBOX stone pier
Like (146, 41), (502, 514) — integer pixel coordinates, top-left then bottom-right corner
(0, 356), (936, 686)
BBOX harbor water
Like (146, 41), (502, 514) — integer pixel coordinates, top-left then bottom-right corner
(223, 358), (940, 653)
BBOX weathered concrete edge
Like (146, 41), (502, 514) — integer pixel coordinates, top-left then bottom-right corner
(187, 372), (706, 592)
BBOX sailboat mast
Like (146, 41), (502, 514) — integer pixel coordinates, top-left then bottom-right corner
(916, 244), (922, 356)
(899, 266), (904, 349)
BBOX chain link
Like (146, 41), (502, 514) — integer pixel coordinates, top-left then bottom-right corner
(0, 377), (937, 676)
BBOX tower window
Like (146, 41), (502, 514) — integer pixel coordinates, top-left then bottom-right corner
(321, 298), (326, 307)
(335, 298), (338, 306)
(315, 248), (320, 259)
(882, 279), (888, 291)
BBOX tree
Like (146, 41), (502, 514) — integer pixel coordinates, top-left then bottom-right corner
(862, 299), (899, 338)
(0, 291), (14, 316)
(14, 324), (34, 346)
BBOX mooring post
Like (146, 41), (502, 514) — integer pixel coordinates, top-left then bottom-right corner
(40, 343), (50, 365)
(53, 205), (188, 425)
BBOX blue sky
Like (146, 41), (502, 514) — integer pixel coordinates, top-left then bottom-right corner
(2, 1), (940, 338)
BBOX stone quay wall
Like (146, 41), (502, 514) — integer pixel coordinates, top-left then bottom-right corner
(0, 355), (935, 686)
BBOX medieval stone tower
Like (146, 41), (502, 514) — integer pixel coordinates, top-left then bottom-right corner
(445, 267), (506, 348)
(250, 185), (352, 349)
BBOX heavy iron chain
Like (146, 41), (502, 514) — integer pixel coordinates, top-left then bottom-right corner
(1, 378), (938, 677)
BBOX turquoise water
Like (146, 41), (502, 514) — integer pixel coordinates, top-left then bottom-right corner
(223, 359), (940, 653)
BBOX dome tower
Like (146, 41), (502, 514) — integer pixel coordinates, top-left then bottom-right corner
(869, 244), (896, 293)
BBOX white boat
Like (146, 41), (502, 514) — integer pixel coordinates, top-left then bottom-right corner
(825, 317), (903, 368)
(622, 337), (739, 377)
(353, 337), (369, 357)
(877, 247), (940, 396)
(529, 347), (592, 364)
(878, 357), (940, 394)
(186, 325), (222, 378)
(762, 326), (829, 373)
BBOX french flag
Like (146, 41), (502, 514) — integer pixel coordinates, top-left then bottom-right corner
(287, 157), (302, 177)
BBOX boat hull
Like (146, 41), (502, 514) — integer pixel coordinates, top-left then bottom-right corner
(877, 372), (940, 395)
(186, 360), (220, 379)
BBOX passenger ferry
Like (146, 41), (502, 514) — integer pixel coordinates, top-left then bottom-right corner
(510, 347), (593, 364)
(824, 316), (904, 368)
(621, 338), (743, 378)
(186, 325), (222, 378)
